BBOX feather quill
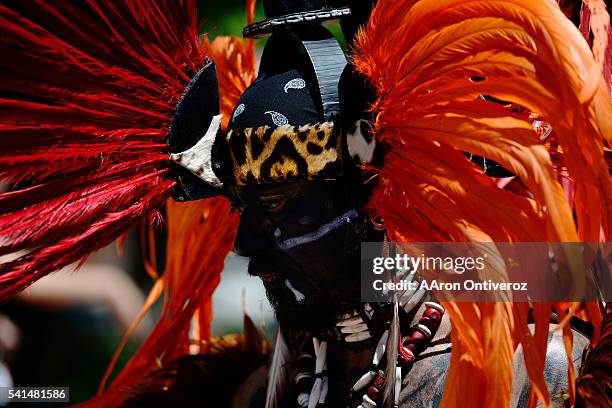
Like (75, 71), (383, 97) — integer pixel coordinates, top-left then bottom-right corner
(265, 330), (292, 408)
(382, 297), (399, 407)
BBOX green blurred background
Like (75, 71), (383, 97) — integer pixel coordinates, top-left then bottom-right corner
(199, 0), (264, 37)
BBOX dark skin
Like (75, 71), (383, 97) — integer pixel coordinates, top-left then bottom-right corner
(228, 180), (364, 331)
(227, 180), (378, 405)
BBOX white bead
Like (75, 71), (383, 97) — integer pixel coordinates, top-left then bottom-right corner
(336, 315), (364, 327)
(424, 301), (445, 314)
(372, 330), (389, 366)
(401, 287), (426, 312)
(308, 378), (321, 408)
(345, 331), (372, 342)
(398, 286), (418, 305)
(362, 394), (377, 407)
(297, 392), (310, 408)
(298, 352), (314, 361)
(341, 322), (369, 334)
(314, 341), (327, 373)
(295, 372), (314, 383)
(352, 370), (376, 391)
(364, 303), (374, 318)
(415, 324), (432, 338)
(394, 366), (402, 405)
(320, 376), (329, 403)
(340, 310), (359, 319)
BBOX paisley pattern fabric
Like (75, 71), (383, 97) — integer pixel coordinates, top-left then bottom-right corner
(225, 121), (342, 185)
(284, 78), (306, 93)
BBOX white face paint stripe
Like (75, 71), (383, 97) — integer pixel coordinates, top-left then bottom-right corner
(277, 210), (359, 251)
(284, 279), (305, 303)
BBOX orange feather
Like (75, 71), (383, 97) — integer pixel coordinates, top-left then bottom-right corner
(203, 34), (256, 129)
(354, 0), (611, 407)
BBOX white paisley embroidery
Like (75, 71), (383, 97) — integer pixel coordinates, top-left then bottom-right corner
(265, 110), (289, 126)
(232, 103), (245, 121)
(284, 78), (306, 93)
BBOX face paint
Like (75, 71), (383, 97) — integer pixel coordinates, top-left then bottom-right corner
(230, 181), (368, 332)
(277, 209), (359, 251)
(284, 279), (306, 303)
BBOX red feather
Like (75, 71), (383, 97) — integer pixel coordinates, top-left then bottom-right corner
(85, 29), (256, 406)
(0, 0), (205, 301)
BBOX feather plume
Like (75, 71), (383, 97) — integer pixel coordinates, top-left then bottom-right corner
(354, 0), (611, 407)
(203, 35), (256, 129)
(583, 0), (610, 79)
(117, 315), (269, 407)
(0, 0), (206, 301)
(85, 25), (255, 407)
(82, 197), (239, 407)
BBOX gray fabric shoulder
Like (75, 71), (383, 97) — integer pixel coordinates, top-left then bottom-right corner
(398, 317), (590, 408)
(511, 324), (589, 408)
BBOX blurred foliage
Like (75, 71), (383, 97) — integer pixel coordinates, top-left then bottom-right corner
(197, 0), (346, 48)
(198, 0), (264, 37)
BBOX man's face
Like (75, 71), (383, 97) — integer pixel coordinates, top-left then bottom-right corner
(228, 181), (364, 332)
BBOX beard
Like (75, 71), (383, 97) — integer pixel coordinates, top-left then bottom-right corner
(264, 282), (339, 332)
(249, 249), (361, 333)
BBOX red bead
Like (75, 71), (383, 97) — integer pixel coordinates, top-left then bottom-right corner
(367, 385), (381, 399)
(404, 342), (417, 351)
(373, 375), (384, 387)
(418, 317), (439, 333)
(408, 329), (427, 341)
(419, 316), (433, 325)
(402, 332), (421, 348)
(423, 308), (441, 321)
(399, 346), (415, 364)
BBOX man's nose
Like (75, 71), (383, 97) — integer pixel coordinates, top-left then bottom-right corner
(233, 210), (274, 257)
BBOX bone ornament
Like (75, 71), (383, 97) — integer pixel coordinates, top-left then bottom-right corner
(347, 119), (376, 164)
(169, 114), (223, 188)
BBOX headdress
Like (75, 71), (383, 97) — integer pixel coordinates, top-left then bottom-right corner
(1, 1), (611, 407)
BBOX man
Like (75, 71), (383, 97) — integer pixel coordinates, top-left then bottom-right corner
(1, 1), (609, 407)
(172, 1), (603, 405)
(214, 60), (589, 407)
